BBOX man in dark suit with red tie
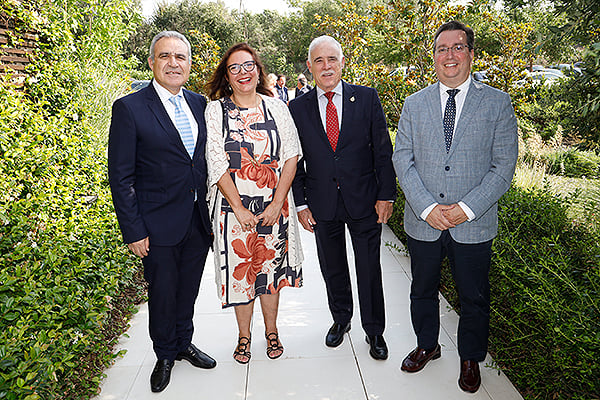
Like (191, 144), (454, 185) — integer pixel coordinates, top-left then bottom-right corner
(108, 31), (216, 393)
(289, 35), (397, 360)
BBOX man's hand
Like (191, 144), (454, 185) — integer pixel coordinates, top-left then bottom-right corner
(425, 204), (455, 231)
(128, 237), (150, 258)
(297, 208), (316, 233)
(375, 200), (393, 224)
(442, 204), (468, 226)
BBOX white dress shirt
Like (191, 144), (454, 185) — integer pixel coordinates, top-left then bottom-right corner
(316, 81), (343, 131)
(420, 76), (475, 222)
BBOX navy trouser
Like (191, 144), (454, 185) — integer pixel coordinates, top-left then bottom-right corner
(142, 206), (210, 361)
(313, 191), (386, 336)
(407, 230), (492, 361)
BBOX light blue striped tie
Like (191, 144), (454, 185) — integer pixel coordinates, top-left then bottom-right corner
(169, 95), (195, 158)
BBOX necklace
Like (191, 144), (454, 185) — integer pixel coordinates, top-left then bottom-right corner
(231, 93), (260, 109)
(230, 94), (264, 124)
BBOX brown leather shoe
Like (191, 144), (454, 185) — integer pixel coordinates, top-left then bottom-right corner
(458, 360), (481, 393)
(400, 344), (441, 372)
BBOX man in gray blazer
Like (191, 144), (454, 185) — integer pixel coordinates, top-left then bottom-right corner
(392, 21), (518, 393)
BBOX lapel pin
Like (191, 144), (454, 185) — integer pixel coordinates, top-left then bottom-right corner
(350, 96), (355, 102)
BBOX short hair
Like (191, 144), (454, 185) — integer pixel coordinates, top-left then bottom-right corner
(149, 31), (192, 61)
(433, 21), (475, 53)
(267, 73), (277, 86)
(205, 43), (271, 100)
(277, 74), (286, 80)
(308, 35), (344, 62)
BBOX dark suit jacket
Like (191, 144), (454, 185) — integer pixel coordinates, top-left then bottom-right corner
(108, 82), (211, 247)
(289, 81), (397, 220)
(276, 84), (289, 102)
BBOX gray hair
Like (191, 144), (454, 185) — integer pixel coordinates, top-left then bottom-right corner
(308, 35), (344, 62)
(149, 31), (192, 61)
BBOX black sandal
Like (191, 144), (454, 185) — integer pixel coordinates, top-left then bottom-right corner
(266, 332), (284, 359)
(233, 336), (251, 364)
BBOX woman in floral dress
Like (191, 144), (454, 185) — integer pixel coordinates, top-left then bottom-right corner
(205, 43), (303, 364)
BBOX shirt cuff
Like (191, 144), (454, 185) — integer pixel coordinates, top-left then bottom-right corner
(296, 204), (308, 212)
(458, 201), (475, 221)
(420, 203), (437, 220)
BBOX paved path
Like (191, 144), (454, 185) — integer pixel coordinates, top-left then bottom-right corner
(94, 225), (523, 399)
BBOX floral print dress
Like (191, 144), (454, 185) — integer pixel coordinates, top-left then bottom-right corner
(205, 95), (303, 308)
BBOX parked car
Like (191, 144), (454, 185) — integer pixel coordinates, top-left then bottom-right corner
(550, 63), (583, 75)
(130, 79), (150, 91)
(472, 70), (488, 83)
(516, 68), (564, 87)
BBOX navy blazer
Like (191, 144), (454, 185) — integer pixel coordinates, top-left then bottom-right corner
(289, 81), (397, 220)
(108, 83), (211, 246)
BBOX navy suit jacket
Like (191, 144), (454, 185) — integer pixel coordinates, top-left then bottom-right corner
(108, 83), (211, 247)
(289, 81), (396, 220)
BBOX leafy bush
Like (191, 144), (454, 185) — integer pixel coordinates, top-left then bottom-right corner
(543, 148), (600, 178)
(388, 185), (600, 399)
(0, 0), (145, 398)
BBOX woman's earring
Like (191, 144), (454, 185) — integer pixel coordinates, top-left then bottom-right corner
(227, 84), (232, 92)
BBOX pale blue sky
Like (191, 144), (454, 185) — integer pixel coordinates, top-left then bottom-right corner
(140, 0), (297, 18)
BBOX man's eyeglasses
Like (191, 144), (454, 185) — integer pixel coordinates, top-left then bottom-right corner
(227, 60), (256, 75)
(435, 44), (470, 55)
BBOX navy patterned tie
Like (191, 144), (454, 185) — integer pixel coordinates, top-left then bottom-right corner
(443, 89), (459, 153)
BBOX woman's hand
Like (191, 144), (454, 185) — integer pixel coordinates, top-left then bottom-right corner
(234, 207), (260, 232)
(257, 201), (283, 226)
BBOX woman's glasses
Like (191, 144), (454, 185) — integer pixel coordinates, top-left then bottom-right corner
(227, 61), (256, 75)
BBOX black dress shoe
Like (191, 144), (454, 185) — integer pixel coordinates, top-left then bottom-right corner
(400, 344), (441, 372)
(176, 344), (217, 369)
(325, 322), (351, 347)
(365, 335), (388, 360)
(458, 360), (481, 393)
(150, 359), (174, 393)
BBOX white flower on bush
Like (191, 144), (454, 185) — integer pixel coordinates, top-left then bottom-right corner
(72, 330), (84, 344)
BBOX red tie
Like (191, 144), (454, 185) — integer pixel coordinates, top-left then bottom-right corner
(324, 91), (339, 151)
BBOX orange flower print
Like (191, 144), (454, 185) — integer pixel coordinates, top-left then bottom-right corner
(232, 232), (276, 285)
(237, 147), (279, 189)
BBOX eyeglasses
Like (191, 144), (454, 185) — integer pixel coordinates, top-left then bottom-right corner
(435, 44), (470, 55)
(227, 60), (256, 75)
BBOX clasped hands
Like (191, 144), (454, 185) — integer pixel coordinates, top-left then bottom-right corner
(234, 201), (284, 232)
(425, 204), (468, 231)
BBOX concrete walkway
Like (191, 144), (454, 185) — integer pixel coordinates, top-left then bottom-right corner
(94, 225), (523, 400)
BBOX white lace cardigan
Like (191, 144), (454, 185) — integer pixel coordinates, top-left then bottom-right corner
(204, 94), (304, 293)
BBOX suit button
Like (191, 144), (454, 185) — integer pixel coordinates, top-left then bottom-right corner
(445, 166), (450, 171)
(439, 193), (445, 198)
(334, 156), (339, 161)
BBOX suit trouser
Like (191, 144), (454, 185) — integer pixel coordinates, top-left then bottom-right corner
(313, 191), (386, 336)
(407, 231), (492, 361)
(142, 205), (210, 361)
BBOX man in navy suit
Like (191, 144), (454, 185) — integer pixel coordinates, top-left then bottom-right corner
(108, 31), (216, 393)
(276, 74), (289, 103)
(393, 21), (518, 393)
(290, 35), (396, 360)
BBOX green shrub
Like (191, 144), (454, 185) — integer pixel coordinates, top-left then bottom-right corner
(489, 186), (599, 399)
(0, 0), (145, 398)
(543, 148), (600, 178)
(388, 184), (600, 399)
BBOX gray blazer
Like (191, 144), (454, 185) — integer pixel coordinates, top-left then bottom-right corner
(392, 78), (518, 244)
